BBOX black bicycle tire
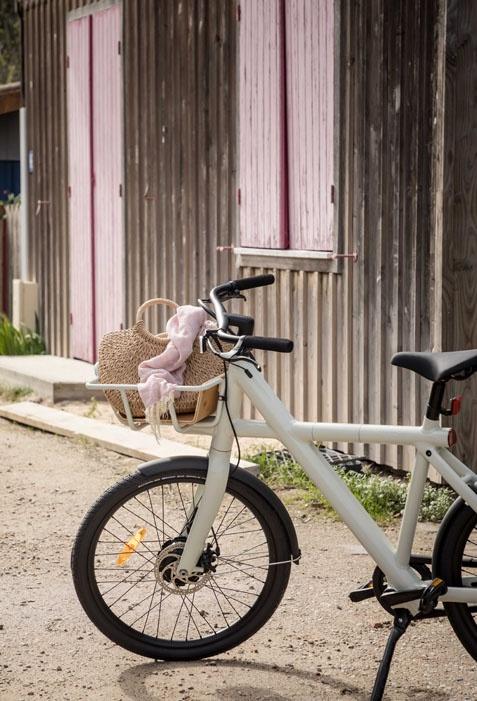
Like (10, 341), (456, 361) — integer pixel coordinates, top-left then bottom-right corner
(433, 502), (477, 662)
(71, 465), (292, 660)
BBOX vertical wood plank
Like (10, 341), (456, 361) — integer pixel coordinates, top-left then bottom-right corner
(66, 16), (94, 361)
(238, 0), (286, 248)
(92, 3), (124, 343)
(285, 0), (334, 251)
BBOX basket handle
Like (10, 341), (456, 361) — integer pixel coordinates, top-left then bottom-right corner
(135, 298), (178, 323)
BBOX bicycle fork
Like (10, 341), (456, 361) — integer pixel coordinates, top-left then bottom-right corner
(176, 384), (240, 577)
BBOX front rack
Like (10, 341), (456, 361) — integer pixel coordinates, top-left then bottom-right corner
(86, 366), (225, 433)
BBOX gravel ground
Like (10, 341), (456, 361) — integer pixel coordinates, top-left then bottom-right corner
(1, 417), (477, 701)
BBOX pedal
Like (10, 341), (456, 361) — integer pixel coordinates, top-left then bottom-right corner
(419, 577), (447, 614)
(379, 577), (447, 613)
(349, 579), (374, 602)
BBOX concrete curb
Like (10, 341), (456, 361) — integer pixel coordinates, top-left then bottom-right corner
(0, 401), (258, 473)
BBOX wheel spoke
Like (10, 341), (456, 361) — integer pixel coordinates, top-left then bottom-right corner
(88, 476), (278, 648)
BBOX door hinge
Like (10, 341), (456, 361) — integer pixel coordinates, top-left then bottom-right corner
(237, 187), (241, 206)
(237, 3), (241, 21)
(330, 185), (335, 204)
(118, 40), (121, 55)
(66, 55), (70, 69)
(119, 183), (123, 197)
(69, 312), (73, 325)
(68, 185), (71, 198)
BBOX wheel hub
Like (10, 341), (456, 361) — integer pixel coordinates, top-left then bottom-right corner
(154, 539), (214, 595)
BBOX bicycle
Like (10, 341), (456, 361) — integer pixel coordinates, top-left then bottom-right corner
(72, 274), (477, 700)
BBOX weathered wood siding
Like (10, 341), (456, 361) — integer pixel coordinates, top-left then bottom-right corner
(122, 0), (237, 332)
(240, 0), (439, 470)
(22, 0), (462, 472)
(22, 0), (237, 348)
(442, 0), (477, 468)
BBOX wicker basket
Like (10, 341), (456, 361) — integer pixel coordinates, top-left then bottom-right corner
(97, 298), (224, 425)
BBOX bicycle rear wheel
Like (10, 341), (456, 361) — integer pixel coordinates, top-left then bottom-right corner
(71, 463), (292, 660)
(433, 500), (477, 661)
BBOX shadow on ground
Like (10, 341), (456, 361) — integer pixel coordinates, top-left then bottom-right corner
(118, 658), (368, 701)
(118, 658), (452, 701)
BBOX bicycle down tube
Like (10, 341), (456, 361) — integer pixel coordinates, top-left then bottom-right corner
(177, 359), (477, 605)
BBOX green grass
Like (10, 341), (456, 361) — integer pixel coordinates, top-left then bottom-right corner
(84, 397), (99, 419)
(252, 450), (455, 524)
(0, 315), (46, 355)
(0, 384), (32, 402)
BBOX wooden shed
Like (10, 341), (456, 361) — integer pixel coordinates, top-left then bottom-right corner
(18, 0), (477, 471)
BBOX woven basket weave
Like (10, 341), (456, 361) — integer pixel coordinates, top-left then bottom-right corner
(98, 298), (224, 422)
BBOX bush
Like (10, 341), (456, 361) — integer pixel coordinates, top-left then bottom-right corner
(0, 315), (46, 355)
(252, 450), (455, 524)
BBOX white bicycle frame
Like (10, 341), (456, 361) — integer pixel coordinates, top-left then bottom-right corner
(89, 359), (477, 610)
(176, 360), (477, 609)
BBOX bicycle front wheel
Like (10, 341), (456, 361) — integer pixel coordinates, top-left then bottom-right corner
(71, 463), (292, 660)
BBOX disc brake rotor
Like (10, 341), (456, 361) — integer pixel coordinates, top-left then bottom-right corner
(154, 541), (213, 595)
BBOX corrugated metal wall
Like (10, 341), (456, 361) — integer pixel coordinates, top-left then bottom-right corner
(22, 0), (443, 471)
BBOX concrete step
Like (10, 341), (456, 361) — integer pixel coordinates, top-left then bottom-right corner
(0, 355), (101, 402)
(0, 401), (257, 473)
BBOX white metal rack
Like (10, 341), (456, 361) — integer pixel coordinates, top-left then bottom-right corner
(86, 364), (225, 433)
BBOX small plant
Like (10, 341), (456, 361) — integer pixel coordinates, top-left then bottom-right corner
(84, 397), (99, 419)
(0, 193), (21, 209)
(251, 450), (455, 524)
(0, 315), (46, 355)
(0, 383), (32, 402)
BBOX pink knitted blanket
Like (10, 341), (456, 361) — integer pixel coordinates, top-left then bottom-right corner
(137, 305), (207, 410)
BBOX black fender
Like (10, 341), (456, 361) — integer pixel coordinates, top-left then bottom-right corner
(139, 456), (301, 562)
(432, 491), (475, 577)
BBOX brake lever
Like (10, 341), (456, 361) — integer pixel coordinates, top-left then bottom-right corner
(198, 299), (217, 320)
(219, 292), (247, 303)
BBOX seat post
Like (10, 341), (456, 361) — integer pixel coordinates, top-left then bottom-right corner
(426, 381), (446, 421)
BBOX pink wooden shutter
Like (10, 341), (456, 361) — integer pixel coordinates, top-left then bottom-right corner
(285, 0), (334, 251)
(67, 17), (94, 362)
(92, 5), (124, 341)
(239, 0), (287, 249)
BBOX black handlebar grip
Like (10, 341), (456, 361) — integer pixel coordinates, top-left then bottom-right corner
(233, 274), (275, 292)
(241, 335), (294, 353)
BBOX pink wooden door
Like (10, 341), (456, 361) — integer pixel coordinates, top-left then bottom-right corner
(285, 0), (334, 251)
(67, 16), (94, 361)
(92, 5), (124, 343)
(238, 0), (287, 249)
(67, 6), (123, 362)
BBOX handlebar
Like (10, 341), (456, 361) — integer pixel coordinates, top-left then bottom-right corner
(206, 275), (293, 357)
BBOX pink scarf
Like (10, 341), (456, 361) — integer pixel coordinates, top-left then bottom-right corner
(137, 305), (207, 410)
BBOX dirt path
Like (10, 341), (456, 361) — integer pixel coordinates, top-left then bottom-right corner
(1, 417), (476, 701)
